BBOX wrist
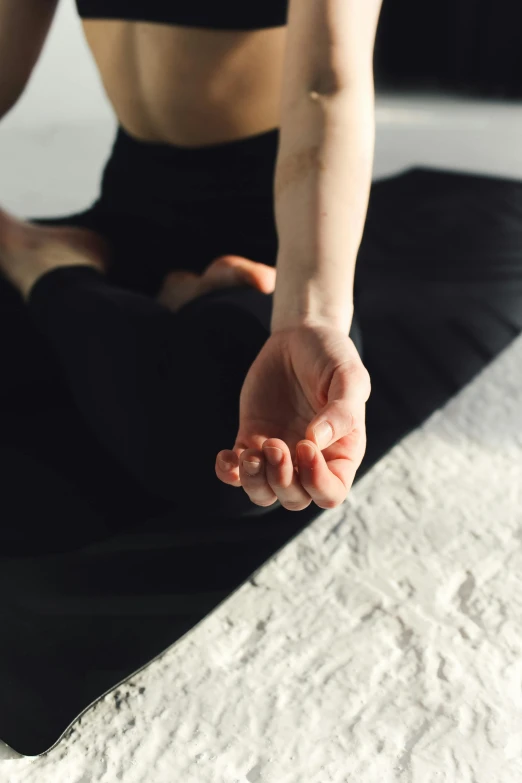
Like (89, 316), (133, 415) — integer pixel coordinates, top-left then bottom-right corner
(270, 304), (354, 334)
(270, 279), (354, 334)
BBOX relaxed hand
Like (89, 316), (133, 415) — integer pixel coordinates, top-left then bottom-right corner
(215, 322), (371, 511)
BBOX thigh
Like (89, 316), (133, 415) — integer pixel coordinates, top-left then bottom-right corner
(0, 274), (64, 403)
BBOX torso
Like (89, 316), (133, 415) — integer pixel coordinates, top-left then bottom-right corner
(81, 20), (288, 147)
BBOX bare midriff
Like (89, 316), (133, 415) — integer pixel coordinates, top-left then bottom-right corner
(81, 20), (288, 147)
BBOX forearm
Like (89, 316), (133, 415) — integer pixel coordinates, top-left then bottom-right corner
(269, 0), (383, 334)
(271, 80), (375, 334)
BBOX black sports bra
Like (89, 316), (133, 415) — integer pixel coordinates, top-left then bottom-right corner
(75, 0), (289, 30)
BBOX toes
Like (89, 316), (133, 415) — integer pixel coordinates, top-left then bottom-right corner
(157, 270), (202, 311)
(207, 255), (276, 294)
(203, 258), (240, 288)
(248, 264), (276, 294)
(164, 270), (200, 284)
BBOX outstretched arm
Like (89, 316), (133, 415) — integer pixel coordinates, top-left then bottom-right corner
(216, 0), (383, 511)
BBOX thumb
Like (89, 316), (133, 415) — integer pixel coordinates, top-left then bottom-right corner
(306, 362), (371, 449)
(306, 401), (354, 450)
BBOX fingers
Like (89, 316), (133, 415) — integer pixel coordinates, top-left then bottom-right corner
(217, 419), (366, 511)
(306, 362), (371, 449)
(216, 443), (312, 510)
(262, 439), (312, 511)
(157, 270), (201, 311)
(295, 439), (351, 509)
(237, 449), (279, 507)
(215, 449), (242, 487)
(216, 447), (288, 510)
(302, 401), (367, 507)
(302, 360), (369, 508)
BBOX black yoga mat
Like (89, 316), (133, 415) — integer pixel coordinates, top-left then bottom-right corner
(2, 167), (522, 756)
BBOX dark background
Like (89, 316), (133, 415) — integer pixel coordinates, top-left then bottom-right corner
(374, 0), (522, 97)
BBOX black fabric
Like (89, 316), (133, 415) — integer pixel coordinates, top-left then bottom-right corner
(1, 125), (522, 755)
(74, 0), (288, 30)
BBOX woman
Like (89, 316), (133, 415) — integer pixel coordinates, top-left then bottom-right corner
(0, 0), (379, 527)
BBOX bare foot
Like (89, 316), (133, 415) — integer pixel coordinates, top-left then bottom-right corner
(0, 207), (110, 300)
(157, 254), (277, 312)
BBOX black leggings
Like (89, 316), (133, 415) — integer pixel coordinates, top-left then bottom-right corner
(2, 127), (363, 547)
(26, 265), (353, 517)
(3, 126), (522, 551)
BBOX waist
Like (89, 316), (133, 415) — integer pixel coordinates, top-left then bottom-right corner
(99, 125), (281, 209)
(94, 125), (282, 262)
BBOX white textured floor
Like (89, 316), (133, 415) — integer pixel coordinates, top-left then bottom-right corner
(2, 5), (522, 777)
(1, 310), (521, 783)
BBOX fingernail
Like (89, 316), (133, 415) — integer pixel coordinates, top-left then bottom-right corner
(218, 456), (233, 471)
(243, 459), (262, 476)
(313, 421), (333, 449)
(263, 446), (283, 466)
(297, 443), (315, 465)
